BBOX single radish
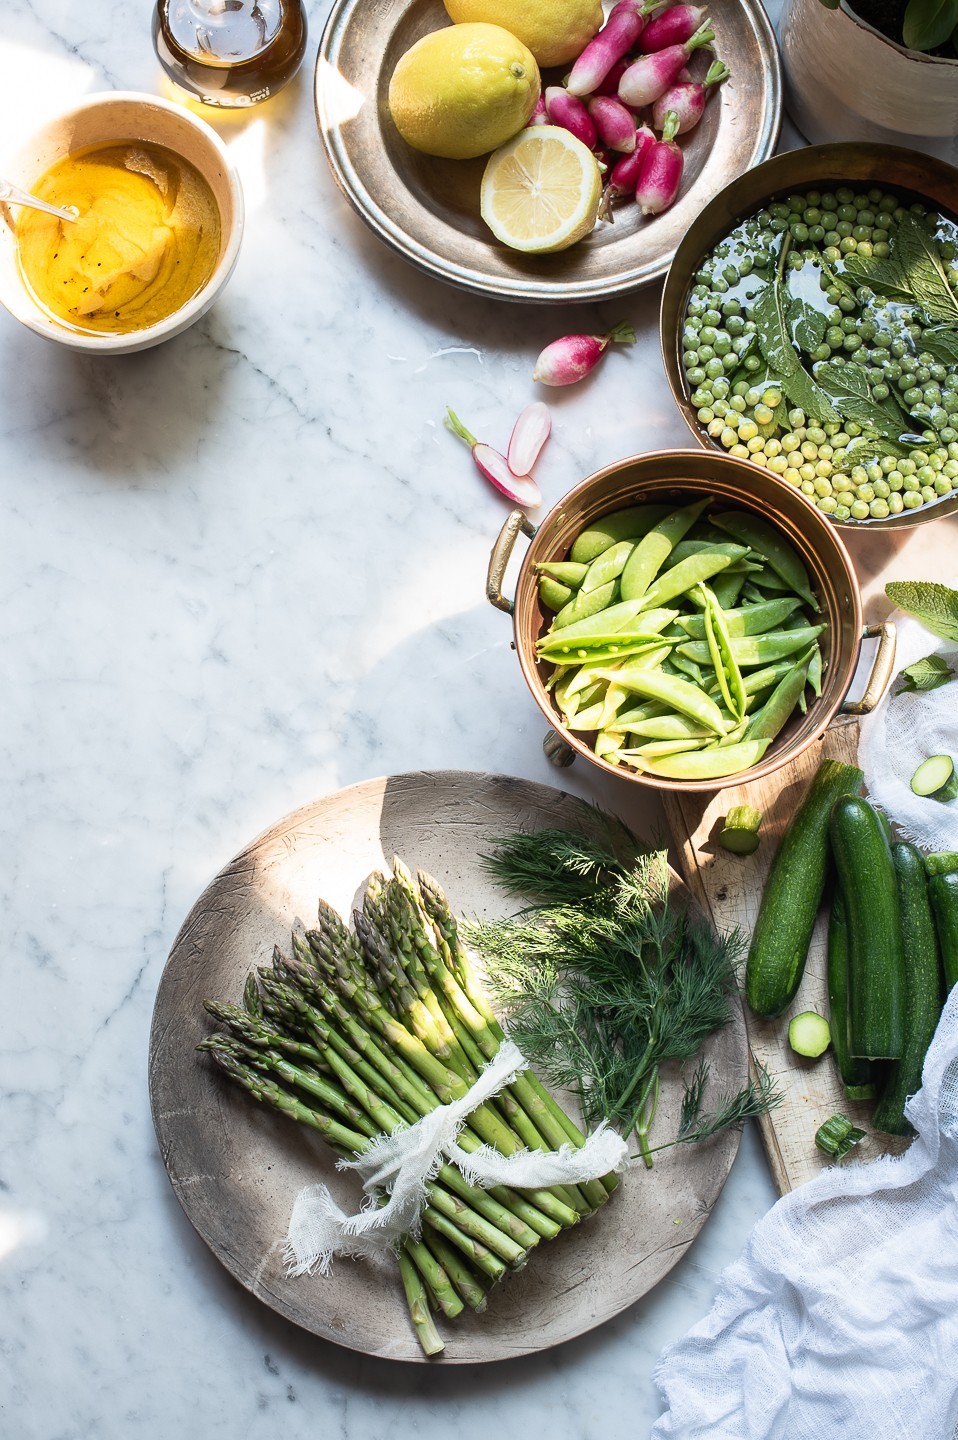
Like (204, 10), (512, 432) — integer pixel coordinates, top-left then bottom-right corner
(533, 322), (636, 386)
(587, 95), (638, 152)
(639, 3), (707, 51)
(593, 57), (632, 96)
(618, 21), (714, 107)
(598, 125), (656, 216)
(545, 86), (597, 149)
(651, 58), (728, 133)
(566, 0), (647, 97)
(508, 401), (552, 477)
(634, 110), (683, 215)
(527, 93), (548, 127)
(445, 408), (542, 508)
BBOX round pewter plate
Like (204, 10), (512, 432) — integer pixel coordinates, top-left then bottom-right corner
(149, 770), (747, 1363)
(314, 1), (782, 303)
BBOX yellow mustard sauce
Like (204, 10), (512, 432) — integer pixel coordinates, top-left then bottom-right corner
(16, 141), (221, 335)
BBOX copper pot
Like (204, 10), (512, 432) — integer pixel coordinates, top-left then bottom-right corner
(659, 142), (958, 531)
(486, 450), (896, 794)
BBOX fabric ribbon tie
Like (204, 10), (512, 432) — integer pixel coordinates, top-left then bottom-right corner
(284, 1039), (628, 1276)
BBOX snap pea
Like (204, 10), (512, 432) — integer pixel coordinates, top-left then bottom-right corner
(624, 713), (714, 740)
(537, 561), (588, 588)
(679, 596), (803, 640)
(607, 698), (671, 729)
(808, 644), (823, 696)
(638, 548), (747, 611)
(567, 699), (611, 731)
(543, 597), (650, 642)
(664, 539), (758, 571)
(595, 666), (728, 735)
(595, 731), (624, 762)
(621, 737), (708, 759)
(539, 576), (573, 612)
(746, 651), (814, 743)
(620, 498), (710, 601)
(700, 584), (747, 722)
(749, 568), (793, 595)
(729, 657), (798, 696)
(580, 540), (638, 594)
(598, 681), (629, 730)
(553, 580), (618, 628)
(632, 738), (772, 780)
(538, 631), (674, 659)
(712, 716), (749, 747)
(666, 652), (706, 686)
(569, 505), (673, 565)
(710, 569), (748, 611)
(678, 624), (826, 667)
(712, 512), (818, 611)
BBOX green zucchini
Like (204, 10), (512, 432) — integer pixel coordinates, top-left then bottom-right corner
(745, 759), (864, 1018)
(872, 843), (943, 1135)
(926, 851), (958, 878)
(788, 1011), (831, 1058)
(826, 889), (876, 1101)
(829, 796), (905, 1060)
(911, 753), (958, 802)
(929, 870), (958, 992)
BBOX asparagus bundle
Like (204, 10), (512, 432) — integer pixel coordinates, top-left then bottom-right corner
(199, 858), (618, 1355)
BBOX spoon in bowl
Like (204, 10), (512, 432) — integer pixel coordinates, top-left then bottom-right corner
(0, 178), (77, 222)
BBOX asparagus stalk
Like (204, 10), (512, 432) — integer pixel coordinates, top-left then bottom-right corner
(398, 1247), (444, 1356)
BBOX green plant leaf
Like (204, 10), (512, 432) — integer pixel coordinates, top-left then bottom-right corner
(841, 252), (912, 299)
(752, 281), (800, 376)
(789, 297), (827, 352)
(903, 0), (958, 50)
(781, 366), (841, 424)
(897, 653), (955, 693)
(922, 326), (958, 365)
(886, 581), (958, 642)
(814, 361), (901, 435)
(893, 213), (958, 324)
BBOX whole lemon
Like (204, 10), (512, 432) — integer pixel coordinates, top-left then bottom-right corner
(387, 23), (540, 161)
(442, 0), (602, 67)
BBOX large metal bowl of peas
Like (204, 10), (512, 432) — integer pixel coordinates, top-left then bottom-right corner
(660, 143), (958, 528)
(486, 450), (896, 793)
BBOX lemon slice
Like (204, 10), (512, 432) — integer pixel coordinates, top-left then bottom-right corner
(480, 125), (602, 255)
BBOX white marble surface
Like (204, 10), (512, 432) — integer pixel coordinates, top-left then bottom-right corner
(1, 4), (956, 1437)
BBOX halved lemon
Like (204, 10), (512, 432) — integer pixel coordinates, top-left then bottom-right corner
(480, 125), (602, 255)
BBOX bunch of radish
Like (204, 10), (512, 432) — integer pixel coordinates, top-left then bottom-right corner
(531, 0), (729, 220)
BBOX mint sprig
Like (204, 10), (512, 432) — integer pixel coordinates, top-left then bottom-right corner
(897, 653), (955, 693)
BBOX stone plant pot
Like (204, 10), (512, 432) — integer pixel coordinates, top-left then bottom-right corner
(780, 0), (958, 164)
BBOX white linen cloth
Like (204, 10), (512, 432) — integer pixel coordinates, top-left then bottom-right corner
(858, 594), (958, 853)
(284, 1039), (628, 1276)
(651, 986), (958, 1440)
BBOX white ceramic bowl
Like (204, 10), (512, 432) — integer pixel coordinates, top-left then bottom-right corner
(0, 92), (245, 353)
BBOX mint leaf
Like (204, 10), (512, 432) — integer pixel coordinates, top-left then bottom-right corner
(893, 213), (958, 326)
(886, 581), (958, 642)
(841, 252), (911, 299)
(922, 326), (958, 366)
(753, 281), (800, 376)
(789, 298), (827, 353)
(897, 653), (955, 693)
(815, 361), (900, 435)
(782, 366), (841, 425)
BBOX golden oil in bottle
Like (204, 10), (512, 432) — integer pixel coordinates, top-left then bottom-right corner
(153, 0), (308, 108)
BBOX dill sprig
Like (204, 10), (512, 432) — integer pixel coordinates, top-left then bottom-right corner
(467, 827), (775, 1164)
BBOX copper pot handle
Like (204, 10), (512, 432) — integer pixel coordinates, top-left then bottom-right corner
(840, 621), (897, 716)
(486, 509), (538, 615)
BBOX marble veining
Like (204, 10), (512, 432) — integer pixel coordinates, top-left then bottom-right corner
(1, 2), (956, 1436)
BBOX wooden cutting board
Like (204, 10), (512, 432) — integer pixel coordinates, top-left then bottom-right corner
(661, 720), (909, 1194)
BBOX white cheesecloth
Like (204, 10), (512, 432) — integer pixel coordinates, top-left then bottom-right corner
(651, 986), (958, 1439)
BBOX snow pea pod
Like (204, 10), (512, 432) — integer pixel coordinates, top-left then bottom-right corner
(625, 713), (713, 740)
(537, 561), (588, 588)
(700, 584), (747, 722)
(720, 657), (797, 697)
(746, 651), (813, 743)
(712, 512), (819, 612)
(543, 597), (649, 642)
(808, 643), (823, 697)
(539, 576), (574, 612)
(710, 569), (748, 611)
(538, 631), (672, 659)
(679, 596), (803, 640)
(569, 505), (673, 565)
(632, 737), (771, 780)
(607, 698), (671, 730)
(581, 540), (637, 594)
(594, 665), (728, 734)
(622, 737), (708, 759)
(638, 547), (746, 612)
(678, 624), (826, 668)
(620, 498), (710, 602)
(553, 579), (618, 628)
(665, 539), (757, 571)
(665, 652), (706, 686)
(558, 643), (672, 690)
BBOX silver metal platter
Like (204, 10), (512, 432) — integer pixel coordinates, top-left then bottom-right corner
(315, 0), (782, 303)
(149, 770), (746, 1363)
